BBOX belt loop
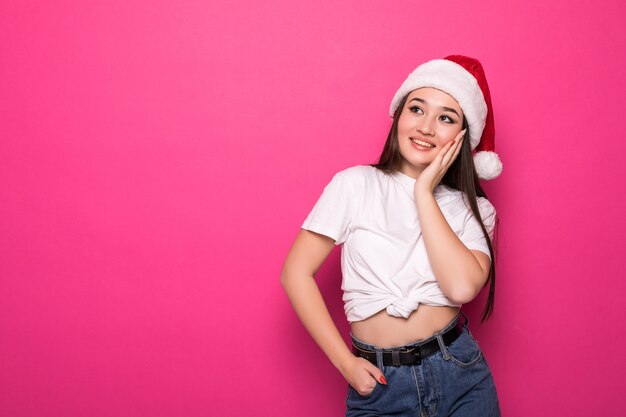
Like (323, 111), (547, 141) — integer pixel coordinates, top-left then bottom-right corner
(435, 333), (451, 360)
(375, 349), (384, 371)
(391, 349), (401, 366)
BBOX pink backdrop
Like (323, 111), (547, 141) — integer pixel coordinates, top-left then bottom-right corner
(2, 1), (625, 415)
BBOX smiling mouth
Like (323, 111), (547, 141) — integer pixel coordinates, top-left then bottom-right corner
(411, 137), (435, 148)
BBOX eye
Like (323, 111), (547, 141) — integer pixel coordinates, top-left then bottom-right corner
(408, 106), (423, 114)
(439, 115), (455, 123)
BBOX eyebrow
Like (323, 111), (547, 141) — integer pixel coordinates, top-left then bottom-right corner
(409, 97), (460, 117)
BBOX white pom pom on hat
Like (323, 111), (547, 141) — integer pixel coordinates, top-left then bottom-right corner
(389, 55), (502, 180)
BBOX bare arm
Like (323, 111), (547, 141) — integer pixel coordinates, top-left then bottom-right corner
(280, 229), (385, 394)
(414, 191), (491, 304)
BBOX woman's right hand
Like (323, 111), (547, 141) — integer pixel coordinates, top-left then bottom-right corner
(339, 354), (387, 396)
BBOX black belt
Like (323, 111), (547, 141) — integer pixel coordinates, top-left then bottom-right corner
(352, 316), (465, 367)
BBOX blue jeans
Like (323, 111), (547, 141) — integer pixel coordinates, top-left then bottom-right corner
(346, 312), (501, 417)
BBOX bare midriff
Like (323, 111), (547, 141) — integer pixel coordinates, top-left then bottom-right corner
(350, 305), (461, 348)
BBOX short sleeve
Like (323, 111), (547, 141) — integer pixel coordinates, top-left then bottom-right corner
(301, 172), (355, 245)
(459, 197), (496, 258)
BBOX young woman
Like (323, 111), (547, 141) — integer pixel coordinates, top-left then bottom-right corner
(281, 55), (503, 417)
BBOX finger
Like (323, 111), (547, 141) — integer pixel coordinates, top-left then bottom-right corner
(456, 129), (467, 141)
(452, 136), (464, 160)
(444, 138), (463, 169)
(365, 362), (387, 385)
(433, 138), (456, 167)
(440, 137), (459, 166)
(442, 129), (465, 166)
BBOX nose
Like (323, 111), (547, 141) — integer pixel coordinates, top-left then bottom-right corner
(416, 115), (435, 135)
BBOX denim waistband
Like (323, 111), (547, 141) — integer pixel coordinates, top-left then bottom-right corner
(350, 311), (468, 351)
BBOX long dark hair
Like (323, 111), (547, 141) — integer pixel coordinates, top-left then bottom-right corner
(370, 94), (499, 322)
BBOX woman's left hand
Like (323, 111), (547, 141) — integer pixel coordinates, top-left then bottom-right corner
(414, 129), (465, 195)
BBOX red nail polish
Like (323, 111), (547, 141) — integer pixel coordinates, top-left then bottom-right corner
(379, 375), (387, 385)
(451, 140), (456, 145)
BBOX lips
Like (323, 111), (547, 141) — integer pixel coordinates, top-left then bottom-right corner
(410, 137), (435, 148)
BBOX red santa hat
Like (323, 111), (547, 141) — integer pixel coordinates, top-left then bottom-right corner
(389, 55), (502, 180)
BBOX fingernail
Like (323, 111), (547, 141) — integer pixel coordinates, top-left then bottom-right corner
(379, 376), (387, 385)
(451, 140), (456, 145)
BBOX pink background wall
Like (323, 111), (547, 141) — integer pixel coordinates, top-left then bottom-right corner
(2, 1), (625, 415)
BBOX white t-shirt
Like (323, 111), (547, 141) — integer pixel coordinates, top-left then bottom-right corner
(301, 165), (496, 323)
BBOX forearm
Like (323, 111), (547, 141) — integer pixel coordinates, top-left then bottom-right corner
(415, 191), (486, 303)
(281, 272), (353, 372)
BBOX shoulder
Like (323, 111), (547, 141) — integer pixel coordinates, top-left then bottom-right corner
(333, 164), (383, 187)
(335, 164), (380, 179)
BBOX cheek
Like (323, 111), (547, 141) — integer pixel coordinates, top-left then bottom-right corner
(397, 108), (416, 128)
(440, 125), (462, 140)
(397, 117), (413, 135)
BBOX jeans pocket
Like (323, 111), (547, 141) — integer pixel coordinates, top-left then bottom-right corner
(445, 330), (483, 368)
(347, 381), (381, 400)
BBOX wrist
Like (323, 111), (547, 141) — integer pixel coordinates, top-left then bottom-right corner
(336, 352), (357, 375)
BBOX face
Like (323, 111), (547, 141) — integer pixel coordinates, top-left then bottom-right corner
(396, 87), (464, 178)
